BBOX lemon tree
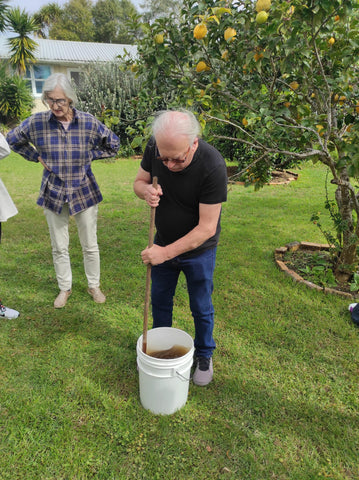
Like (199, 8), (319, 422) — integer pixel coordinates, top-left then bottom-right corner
(128, 0), (359, 281)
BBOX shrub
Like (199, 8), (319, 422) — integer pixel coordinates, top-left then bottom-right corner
(0, 63), (34, 125)
(75, 61), (173, 156)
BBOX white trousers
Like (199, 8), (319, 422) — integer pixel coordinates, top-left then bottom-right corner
(0, 178), (18, 222)
(44, 204), (100, 291)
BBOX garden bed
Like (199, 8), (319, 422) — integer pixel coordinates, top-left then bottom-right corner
(275, 241), (359, 299)
(227, 168), (298, 185)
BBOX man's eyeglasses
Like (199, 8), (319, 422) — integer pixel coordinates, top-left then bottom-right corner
(46, 97), (67, 106)
(156, 146), (190, 165)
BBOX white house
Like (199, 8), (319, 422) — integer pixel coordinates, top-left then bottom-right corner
(0, 36), (137, 111)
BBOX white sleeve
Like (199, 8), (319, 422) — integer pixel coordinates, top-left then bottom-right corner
(0, 132), (11, 159)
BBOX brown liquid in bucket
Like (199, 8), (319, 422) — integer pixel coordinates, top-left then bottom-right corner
(147, 344), (190, 359)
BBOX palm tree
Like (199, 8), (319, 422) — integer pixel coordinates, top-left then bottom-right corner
(0, 0), (9, 32)
(33, 3), (63, 38)
(6, 8), (40, 76)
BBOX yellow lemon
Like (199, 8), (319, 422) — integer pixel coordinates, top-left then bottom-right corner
(154, 33), (164, 44)
(224, 27), (237, 42)
(287, 5), (295, 15)
(193, 23), (208, 40)
(316, 125), (324, 136)
(328, 37), (335, 45)
(334, 15), (340, 21)
(196, 61), (210, 73)
(289, 81), (299, 90)
(242, 118), (248, 127)
(256, 11), (268, 24)
(255, 0), (271, 12)
(221, 50), (229, 61)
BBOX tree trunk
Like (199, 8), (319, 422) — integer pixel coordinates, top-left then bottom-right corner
(334, 179), (358, 283)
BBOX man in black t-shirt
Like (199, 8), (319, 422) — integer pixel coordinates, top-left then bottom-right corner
(134, 110), (227, 386)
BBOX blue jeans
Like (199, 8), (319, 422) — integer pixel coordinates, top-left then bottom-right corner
(151, 247), (217, 358)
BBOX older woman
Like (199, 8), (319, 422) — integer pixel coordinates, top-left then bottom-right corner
(7, 73), (120, 308)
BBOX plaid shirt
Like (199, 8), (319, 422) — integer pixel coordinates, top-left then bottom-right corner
(6, 108), (120, 215)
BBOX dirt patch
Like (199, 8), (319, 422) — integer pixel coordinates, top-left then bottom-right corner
(268, 170), (298, 184)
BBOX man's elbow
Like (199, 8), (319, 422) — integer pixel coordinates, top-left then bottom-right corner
(133, 181), (139, 196)
(202, 223), (217, 240)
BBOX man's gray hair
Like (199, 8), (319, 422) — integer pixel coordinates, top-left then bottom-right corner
(41, 73), (78, 106)
(152, 109), (201, 146)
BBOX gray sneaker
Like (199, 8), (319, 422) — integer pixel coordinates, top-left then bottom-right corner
(193, 357), (213, 386)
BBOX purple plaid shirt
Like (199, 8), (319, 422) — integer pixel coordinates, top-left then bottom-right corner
(6, 108), (120, 215)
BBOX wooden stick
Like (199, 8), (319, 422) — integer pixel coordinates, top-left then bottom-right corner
(142, 176), (158, 354)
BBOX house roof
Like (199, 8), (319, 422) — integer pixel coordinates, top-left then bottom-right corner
(0, 37), (137, 64)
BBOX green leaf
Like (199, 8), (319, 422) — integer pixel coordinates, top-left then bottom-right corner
(131, 136), (144, 149)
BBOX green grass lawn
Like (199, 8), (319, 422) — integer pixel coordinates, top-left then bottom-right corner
(0, 153), (358, 479)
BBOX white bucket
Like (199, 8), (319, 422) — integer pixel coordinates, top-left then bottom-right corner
(136, 327), (194, 415)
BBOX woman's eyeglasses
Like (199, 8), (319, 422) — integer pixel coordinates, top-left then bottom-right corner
(156, 146), (190, 165)
(46, 97), (67, 106)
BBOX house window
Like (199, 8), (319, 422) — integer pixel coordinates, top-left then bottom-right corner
(68, 68), (84, 87)
(25, 64), (52, 96)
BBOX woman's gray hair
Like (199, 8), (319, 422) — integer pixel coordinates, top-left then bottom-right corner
(41, 73), (78, 106)
(152, 109), (202, 146)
